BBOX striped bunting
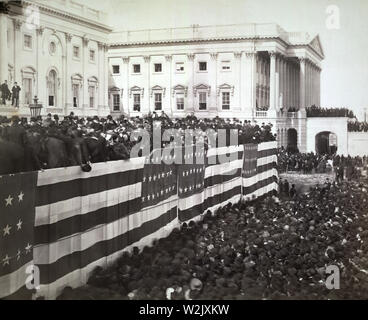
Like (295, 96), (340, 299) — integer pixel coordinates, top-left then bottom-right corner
(1, 142), (279, 299)
(178, 145), (243, 222)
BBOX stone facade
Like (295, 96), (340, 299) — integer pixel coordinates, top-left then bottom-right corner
(108, 24), (324, 152)
(0, 0), (111, 118)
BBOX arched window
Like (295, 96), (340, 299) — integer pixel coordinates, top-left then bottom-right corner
(48, 70), (57, 107)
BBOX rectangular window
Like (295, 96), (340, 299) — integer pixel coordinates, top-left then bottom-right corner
(49, 96), (55, 107)
(113, 94), (120, 111)
(24, 34), (32, 49)
(154, 93), (162, 110)
(89, 50), (95, 62)
(176, 94), (184, 110)
(222, 61), (231, 71)
(133, 64), (141, 73)
(199, 61), (207, 71)
(222, 92), (230, 110)
(199, 92), (207, 110)
(112, 65), (120, 74)
(175, 62), (184, 72)
(72, 84), (79, 108)
(133, 94), (141, 111)
(89, 86), (95, 108)
(23, 78), (32, 105)
(73, 46), (80, 59)
(154, 63), (162, 73)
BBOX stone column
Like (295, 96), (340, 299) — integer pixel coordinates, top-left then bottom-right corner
(288, 59), (292, 109)
(240, 51), (247, 114)
(279, 56), (284, 110)
(292, 62), (295, 107)
(269, 51), (277, 113)
(82, 36), (89, 112)
(234, 51), (242, 111)
(35, 28), (43, 103)
(0, 12), (8, 88)
(298, 58), (306, 111)
(308, 61), (311, 107)
(209, 52), (218, 114)
(165, 54), (172, 116)
(122, 56), (129, 115)
(186, 53), (195, 113)
(246, 51), (257, 117)
(317, 67), (321, 106)
(103, 44), (109, 112)
(13, 19), (22, 85)
(144, 55), (150, 114)
(275, 54), (281, 111)
(65, 33), (73, 110)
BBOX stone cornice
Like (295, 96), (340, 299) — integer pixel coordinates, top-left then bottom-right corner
(13, 0), (112, 33)
(109, 35), (293, 48)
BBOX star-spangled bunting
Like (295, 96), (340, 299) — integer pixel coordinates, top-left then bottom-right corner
(141, 149), (177, 208)
(242, 143), (258, 178)
(0, 172), (37, 299)
(178, 145), (207, 198)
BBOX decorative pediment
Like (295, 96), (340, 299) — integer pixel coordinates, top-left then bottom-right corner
(150, 85), (166, 97)
(193, 83), (211, 97)
(217, 83), (234, 96)
(172, 84), (188, 97)
(71, 73), (83, 87)
(109, 86), (120, 92)
(129, 86), (144, 98)
(88, 76), (99, 88)
(21, 66), (36, 83)
(309, 35), (324, 58)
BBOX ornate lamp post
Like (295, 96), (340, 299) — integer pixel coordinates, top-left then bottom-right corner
(29, 95), (43, 118)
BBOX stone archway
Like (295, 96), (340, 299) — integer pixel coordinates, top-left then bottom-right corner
(287, 128), (298, 153)
(315, 131), (338, 155)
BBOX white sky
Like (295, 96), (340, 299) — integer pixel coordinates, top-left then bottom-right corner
(87, 0), (368, 118)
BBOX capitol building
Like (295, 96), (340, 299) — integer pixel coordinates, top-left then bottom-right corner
(108, 24), (324, 152)
(0, 0), (343, 154)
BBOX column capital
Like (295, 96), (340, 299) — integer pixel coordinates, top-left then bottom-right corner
(234, 52), (242, 59)
(143, 55), (150, 63)
(269, 51), (277, 58)
(298, 57), (306, 64)
(245, 51), (256, 58)
(65, 33), (73, 42)
(13, 19), (22, 31)
(276, 52), (285, 60)
(165, 55), (172, 62)
(35, 26), (44, 36)
(82, 36), (89, 47)
(187, 53), (195, 61)
(210, 52), (218, 60)
(122, 56), (129, 64)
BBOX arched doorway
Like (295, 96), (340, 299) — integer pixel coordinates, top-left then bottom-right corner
(287, 128), (298, 153)
(315, 131), (338, 155)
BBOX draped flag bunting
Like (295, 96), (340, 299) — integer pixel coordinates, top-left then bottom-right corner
(0, 141), (278, 299)
(0, 172), (37, 299)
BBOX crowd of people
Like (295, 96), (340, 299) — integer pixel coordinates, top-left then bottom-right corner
(0, 112), (276, 175)
(57, 176), (368, 300)
(348, 121), (368, 132)
(278, 148), (367, 179)
(306, 105), (356, 118)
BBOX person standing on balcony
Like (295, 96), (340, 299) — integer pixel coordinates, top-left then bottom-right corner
(11, 82), (21, 108)
(1, 80), (10, 105)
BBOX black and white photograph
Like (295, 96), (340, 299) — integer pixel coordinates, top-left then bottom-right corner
(0, 0), (368, 307)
